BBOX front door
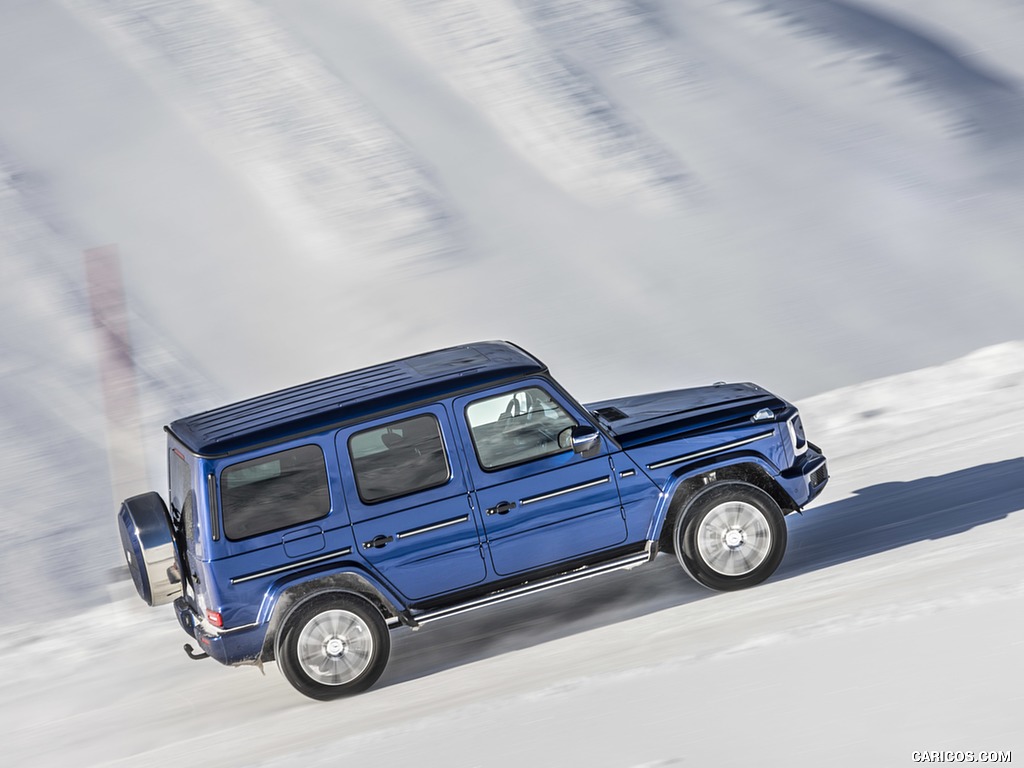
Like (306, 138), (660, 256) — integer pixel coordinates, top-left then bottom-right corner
(454, 381), (628, 576)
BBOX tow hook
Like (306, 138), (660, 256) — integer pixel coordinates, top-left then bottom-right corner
(183, 643), (209, 660)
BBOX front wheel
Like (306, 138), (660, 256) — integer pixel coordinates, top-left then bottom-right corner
(276, 594), (390, 700)
(674, 483), (787, 591)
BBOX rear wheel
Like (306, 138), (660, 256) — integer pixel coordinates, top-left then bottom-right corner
(276, 594), (390, 700)
(674, 483), (787, 591)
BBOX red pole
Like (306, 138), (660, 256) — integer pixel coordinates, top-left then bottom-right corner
(84, 244), (148, 504)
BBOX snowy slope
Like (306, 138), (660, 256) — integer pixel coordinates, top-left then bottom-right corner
(1, 0), (1023, 764)
(2, 0), (1022, 400)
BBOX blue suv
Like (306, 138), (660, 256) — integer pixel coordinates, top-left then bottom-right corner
(117, 341), (828, 699)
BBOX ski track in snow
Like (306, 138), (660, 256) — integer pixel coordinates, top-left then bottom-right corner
(62, 0), (462, 269)
(729, 0), (1024, 147)
(514, 0), (701, 92)
(383, 0), (694, 211)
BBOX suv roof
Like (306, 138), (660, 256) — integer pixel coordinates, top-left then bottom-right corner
(168, 341), (546, 456)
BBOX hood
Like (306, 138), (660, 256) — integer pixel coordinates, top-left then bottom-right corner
(586, 383), (786, 448)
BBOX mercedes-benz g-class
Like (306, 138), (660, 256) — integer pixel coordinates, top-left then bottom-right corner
(117, 341), (828, 699)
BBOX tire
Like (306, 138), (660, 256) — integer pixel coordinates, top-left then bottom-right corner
(276, 594), (390, 700)
(674, 482), (787, 591)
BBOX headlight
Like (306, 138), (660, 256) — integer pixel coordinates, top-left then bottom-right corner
(786, 414), (807, 457)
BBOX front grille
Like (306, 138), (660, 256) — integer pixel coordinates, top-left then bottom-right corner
(810, 463), (828, 487)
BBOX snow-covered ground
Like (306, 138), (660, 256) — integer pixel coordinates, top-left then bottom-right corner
(1, 0), (1022, 765)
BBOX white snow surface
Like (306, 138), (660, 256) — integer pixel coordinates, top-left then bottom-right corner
(1, 0), (1022, 765)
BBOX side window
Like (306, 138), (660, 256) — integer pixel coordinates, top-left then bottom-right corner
(349, 414), (450, 503)
(221, 444), (330, 540)
(466, 386), (577, 470)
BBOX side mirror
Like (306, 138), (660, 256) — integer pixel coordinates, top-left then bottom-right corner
(558, 424), (602, 456)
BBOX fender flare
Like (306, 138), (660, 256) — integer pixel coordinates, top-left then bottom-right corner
(647, 452), (793, 543)
(257, 566), (409, 662)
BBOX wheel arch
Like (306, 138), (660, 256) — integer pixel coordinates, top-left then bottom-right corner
(656, 458), (796, 553)
(259, 570), (405, 662)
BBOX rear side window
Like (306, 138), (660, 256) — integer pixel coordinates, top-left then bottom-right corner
(349, 414), (450, 503)
(221, 444), (330, 540)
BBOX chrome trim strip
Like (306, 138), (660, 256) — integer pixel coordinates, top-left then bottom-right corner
(230, 547), (353, 585)
(212, 619), (261, 635)
(646, 431), (774, 471)
(182, 600), (261, 636)
(520, 476), (610, 506)
(619, 469), (636, 478)
(804, 453), (827, 471)
(412, 550), (653, 625)
(397, 515), (469, 540)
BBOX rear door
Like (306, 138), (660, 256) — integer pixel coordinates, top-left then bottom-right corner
(454, 381), (628, 576)
(337, 404), (486, 601)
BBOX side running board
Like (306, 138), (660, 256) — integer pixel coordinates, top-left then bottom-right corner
(407, 547), (655, 628)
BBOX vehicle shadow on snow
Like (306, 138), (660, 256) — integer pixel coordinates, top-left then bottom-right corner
(379, 557), (705, 689)
(779, 457), (1024, 579)
(377, 458), (1024, 689)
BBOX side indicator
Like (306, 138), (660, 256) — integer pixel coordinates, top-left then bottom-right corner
(206, 610), (224, 628)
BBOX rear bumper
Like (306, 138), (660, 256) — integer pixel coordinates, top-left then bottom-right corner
(779, 442), (829, 509)
(174, 596), (267, 666)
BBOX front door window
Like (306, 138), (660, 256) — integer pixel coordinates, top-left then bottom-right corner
(465, 386), (577, 470)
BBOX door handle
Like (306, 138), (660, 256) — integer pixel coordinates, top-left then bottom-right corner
(362, 535), (394, 549)
(487, 501), (516, 516)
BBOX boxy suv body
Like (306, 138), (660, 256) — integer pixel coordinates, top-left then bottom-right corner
(118, 341), (828, 699)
